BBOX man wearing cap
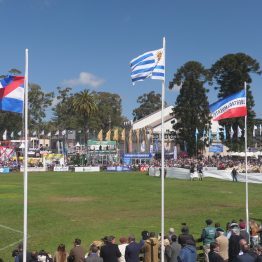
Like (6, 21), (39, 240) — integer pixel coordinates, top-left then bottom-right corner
(239, 221), (249, 243)
(168, 228), (175, 242)
(215, 228), (228, 261)
(228, 225), (243, 262)
(200, 219), (216, 262)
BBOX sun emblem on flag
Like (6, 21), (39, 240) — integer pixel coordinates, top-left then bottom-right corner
(156, 50), (162, 62)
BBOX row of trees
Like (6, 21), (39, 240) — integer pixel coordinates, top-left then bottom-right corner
(1, 52), (261, 156)
(169, 53), (261, 155)
(0, 69), (127, 143)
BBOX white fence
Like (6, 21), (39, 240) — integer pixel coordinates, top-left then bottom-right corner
(149, 167), (262, 184)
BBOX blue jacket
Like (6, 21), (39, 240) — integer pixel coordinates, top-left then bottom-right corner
(178, 245), (197, 262)
(125, 240), (144, 262)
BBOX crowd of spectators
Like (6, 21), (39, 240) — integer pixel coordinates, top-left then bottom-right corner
(5, 218), (262, 262)
(151, 155), (262, 173)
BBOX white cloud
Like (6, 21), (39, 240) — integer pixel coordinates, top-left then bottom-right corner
(63, 72), (104, 88)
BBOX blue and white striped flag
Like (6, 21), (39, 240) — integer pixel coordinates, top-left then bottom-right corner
(130, 48), (165, 84)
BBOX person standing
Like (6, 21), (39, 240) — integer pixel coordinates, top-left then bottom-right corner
(53, 244), (68, 262)
(69, 239), (85, 262)
(231, 168), (238, 182)
(236, 239), (256, 262)
(215, 228), (228, 261)
(100, 236), (121, 262)
(118, 237), (128, 262)
(208, 242), (224, 262)
(165, 235), (181, 262)
(177, 244), (197, 262)
(200, 219), (216, 262)
(142, 232), (159, 262)
(85, 245), (103, 262)
(125, 235), (144, 262)
(228, 227), (243, 262)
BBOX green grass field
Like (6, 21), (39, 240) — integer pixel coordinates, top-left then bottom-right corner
(0, 171), (261, 261)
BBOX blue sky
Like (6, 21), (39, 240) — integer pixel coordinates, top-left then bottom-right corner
(0, 0), (261, 120)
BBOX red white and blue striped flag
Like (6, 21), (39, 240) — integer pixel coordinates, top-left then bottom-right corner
(0, 76), (24, 113)
(209, 90), (247, 121)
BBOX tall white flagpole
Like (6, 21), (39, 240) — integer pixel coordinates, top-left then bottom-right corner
(160, 37), (166, 262)
(23, 48), (29, 262)
(244, 82), (249, 235)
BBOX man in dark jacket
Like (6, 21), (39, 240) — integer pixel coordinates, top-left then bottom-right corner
(236, 239), (256, 262)
(125, 235), (144, 262)
(178, 226), (195, 247)
(208, 242), (224, 262)
(13, 243), (31, 262)
(228, 227), (243, 262)
(100, 236), (121, 262)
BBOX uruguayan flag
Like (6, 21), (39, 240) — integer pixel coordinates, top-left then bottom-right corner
(130, 48), (165, 84)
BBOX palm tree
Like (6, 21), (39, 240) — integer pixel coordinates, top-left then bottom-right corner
(72, 90), (97, 145)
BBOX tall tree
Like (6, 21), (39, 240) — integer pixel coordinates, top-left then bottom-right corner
(52, 87), (78, 130)
(72, 90), (97, 144)
(28, 83), (54, 130)
(210, 53), (261, 151)
(132, 91), (164, 121)
(169, 61), (211, 156)
(90, 91), (125, 133)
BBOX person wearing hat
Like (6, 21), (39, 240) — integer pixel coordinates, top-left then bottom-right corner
(239, 221), (249, 243)
(215, 227), (228, 261)
(200, 219), (216, 262)
(168, 228), (175, 242)
(228, 226), (243, 262)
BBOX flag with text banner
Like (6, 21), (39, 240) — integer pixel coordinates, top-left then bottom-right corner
(209, 90), (247, 121)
